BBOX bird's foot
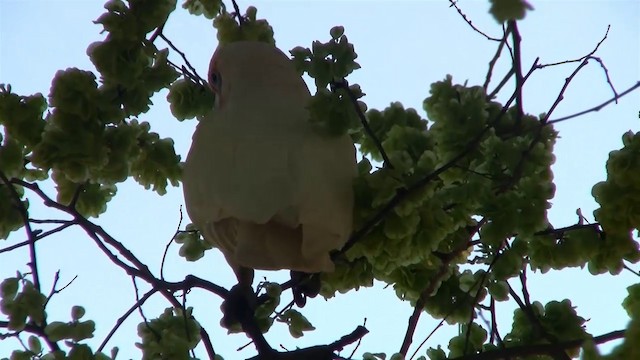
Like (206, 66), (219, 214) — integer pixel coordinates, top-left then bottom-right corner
(290, 271), (321, 307)
(220, 283), (256, 330)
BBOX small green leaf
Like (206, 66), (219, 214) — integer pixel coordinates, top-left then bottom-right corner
(27, 335), (42, 354)
(489, 0), (534, 23)
(71, 305), (85, 321)
(1, 278), (19, 299)
(330, 26), (345, 39)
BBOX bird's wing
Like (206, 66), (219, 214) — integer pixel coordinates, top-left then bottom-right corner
(183, 115), (356, 272)
(183, 114), (300, 228)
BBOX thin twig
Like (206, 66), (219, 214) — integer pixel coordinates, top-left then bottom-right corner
(332, 79), (394, 169)
(347, 318), (367, 359)
(159, 33), (208, 87)
(133, 277), (161, 343)
(161, 205), (184, 280)
(44, 272), (77, 307)
(149, 23), (166, 43)
(489, 297), (503, 346)
(541, 58), (591, 124)
(624, 264), (640, 277)
(488, 68), (515, 99)
(408, 318), (446, 360)
(547, 81), (640, 125)
(29, 219), (72, 224)
(483, 28), (511, 92)
(44, 271), (61, 307)
(98, 288), (158, 352)
(230, 0), (244, 26)
(537, 26), (618, 103)
(0, 221), (74, 254)
(69, 183), (85, 210)
(589, 56), (619, 102)
(448, 0), (502, 41)
(537, 25), (610, 68)
(534, 223), (601, 237)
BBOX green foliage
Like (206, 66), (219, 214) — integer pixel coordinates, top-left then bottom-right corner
(253, 282), (281, 333)
(505, 299), (588, 357)
(174, 223), (213, 261)
(182, 0), (222, 19)
(276, 309), (315, 338)
(321, 75), (557, 313)
(447, 323), (488, 357)
(96, 0), (176, 40)
(306, 86), (363, 136)
(87, 44), (179, 116)
(591, 131), (640, 273)
(0, 86), (46, 150)
(362, 353), (387, 360)
(136, 307), (201, 360)
(290, 27), (360, 88)
(290, 28), (363, 136)
(528, 226), (602, 272)
(623, 283), (640, 318)
(45, 310), (96, 342)
(167, 79), (215, 121)
(0, 0), (184, 226)
(358, 102), (430, 164)
(320, 256), (374, 297)
(213, 6), (274, 45)
(130, 126), (181, 195)
(426, 346), (447, 360)
(489, 0), (534, 23)
(422, 270), (484, 323)
(362, 353), (409, 360)
(0, 85), (46, 239)
(0, 278), (46, 331)
(0, 182), (27, 240)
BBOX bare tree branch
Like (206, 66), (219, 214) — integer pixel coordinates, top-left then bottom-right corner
(0, 172), (41, 292)
(508, 20), (524, 122)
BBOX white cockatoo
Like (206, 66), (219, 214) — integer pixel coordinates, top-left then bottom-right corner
(182, 41), (356, 290)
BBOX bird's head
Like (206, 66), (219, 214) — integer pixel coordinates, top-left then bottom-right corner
(207, 41), (309, 109)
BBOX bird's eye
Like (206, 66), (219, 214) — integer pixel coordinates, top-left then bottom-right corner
(209, 70), (222, 91)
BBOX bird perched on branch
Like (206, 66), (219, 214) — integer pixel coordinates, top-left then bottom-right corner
(182, 41), (356, 310)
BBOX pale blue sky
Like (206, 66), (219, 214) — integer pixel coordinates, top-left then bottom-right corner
(1, 1), (639, 359)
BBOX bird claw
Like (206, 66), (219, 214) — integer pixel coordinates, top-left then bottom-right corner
(290, 271), (321, 307)
(221, 283), (257, 329)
